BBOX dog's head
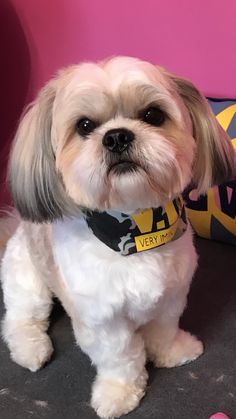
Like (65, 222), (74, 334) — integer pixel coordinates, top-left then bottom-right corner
(9, 56), (235, 222)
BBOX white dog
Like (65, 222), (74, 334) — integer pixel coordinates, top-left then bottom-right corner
(1, 57), (235, 419)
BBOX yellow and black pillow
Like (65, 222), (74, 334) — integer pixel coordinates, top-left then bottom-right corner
(184, 99), (236, 245)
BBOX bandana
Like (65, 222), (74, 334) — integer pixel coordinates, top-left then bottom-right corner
(84, 197), (187, 256)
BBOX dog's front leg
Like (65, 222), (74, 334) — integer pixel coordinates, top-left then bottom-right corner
(140, 286), (203, 368)
(1, 226), (53, 372)
(73, 317), (147, 419)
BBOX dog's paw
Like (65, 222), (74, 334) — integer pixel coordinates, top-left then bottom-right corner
(9, 328), (53, 372)
(154, 329), (204, 368)
(91, 371), (147, 419)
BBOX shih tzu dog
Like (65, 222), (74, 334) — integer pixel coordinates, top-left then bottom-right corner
(1, 57), (235, 419)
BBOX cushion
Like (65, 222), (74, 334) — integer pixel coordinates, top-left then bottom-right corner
(184, 99), (236, 245)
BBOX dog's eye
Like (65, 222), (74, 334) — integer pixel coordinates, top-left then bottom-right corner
(141, 107), (166, 127)
(76, 118), (97, 137)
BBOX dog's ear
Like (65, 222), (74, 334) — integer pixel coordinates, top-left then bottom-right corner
(9, 80), (75, 223)
(171, 75), (236, 193)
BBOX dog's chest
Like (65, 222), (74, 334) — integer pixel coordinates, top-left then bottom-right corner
(52, 218), (186, 324)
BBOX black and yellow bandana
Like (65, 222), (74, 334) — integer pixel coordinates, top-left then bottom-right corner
(84, 197), (187, 256)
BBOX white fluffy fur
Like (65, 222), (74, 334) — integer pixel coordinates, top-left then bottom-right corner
(1, 217), (202, 418)
(1, 57), (235, 419)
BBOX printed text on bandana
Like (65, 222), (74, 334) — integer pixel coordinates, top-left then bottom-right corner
(134, 222), (178, 251)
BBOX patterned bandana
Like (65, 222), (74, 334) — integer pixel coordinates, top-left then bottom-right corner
(84, 197), (187, 256)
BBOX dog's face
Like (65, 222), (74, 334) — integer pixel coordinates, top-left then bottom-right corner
(54, 58), (196, 212)
(9, 57), (235, 222)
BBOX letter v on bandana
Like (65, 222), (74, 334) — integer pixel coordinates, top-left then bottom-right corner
(84, 197), (187, 256)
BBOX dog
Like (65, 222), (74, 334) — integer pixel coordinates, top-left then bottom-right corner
(1, 56), (235, 419)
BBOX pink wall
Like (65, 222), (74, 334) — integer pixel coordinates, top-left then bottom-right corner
(1, 0), (236, 206)
(10, 0), (236, 99)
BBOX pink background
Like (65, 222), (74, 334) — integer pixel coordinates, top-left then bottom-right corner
(9, 0), (236, 98)
(1, 0), (236, 205)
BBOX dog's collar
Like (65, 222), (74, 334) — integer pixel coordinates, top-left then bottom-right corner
(83, 197), (187, 256)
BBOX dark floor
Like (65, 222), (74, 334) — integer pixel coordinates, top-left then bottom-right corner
(0, 237), (236, 419)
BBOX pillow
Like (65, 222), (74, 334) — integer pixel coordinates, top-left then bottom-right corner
(184, 98), (236, 245)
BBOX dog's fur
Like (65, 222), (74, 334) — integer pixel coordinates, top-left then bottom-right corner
(1, 57), (235, 418)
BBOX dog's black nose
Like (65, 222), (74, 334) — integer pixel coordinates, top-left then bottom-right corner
(102, 129), (134, 153)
